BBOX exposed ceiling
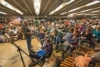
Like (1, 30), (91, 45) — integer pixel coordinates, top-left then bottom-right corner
(0, 0), (100, 16)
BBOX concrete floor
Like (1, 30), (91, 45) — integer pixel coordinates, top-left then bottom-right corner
(1, 37), (100, 67)
(0, 38), (42, 67)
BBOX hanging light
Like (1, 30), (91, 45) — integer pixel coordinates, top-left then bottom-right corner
(60, 12), (67, 15)
(86, 0), (100, 6)
(92, 10), (100, 13)
(68, 7), (81, 12)
(0, 11), (7, 15)
(33, 0), (41, 15)
(49, 0), (75, 15)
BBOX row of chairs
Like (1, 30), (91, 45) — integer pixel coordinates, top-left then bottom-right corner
(60, 56), (75, 67)
(60, 50), (96, 67)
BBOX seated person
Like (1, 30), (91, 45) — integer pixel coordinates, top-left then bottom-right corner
(9, 27), (18, 40)
(4, 29), (11, 42)
(42, 40), (53, 58)
(30, 49), (46, 60)
(0, 35), (3, 42)
(63, 27), (74, 41)
(93, 25), (100, 43)
(38, 31), (45, 45)
(63, 29), (80, 54)
(42, 35), (49, 47)
(55, 28), (63, 49)
(74, 52), (100, 67)
(0, 32), (6, 42)
(56, 28), (74, 52)
(39, 31), (45, 40)
(81, 28), (95, 49)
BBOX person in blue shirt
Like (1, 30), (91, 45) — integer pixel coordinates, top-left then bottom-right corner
(63, 27), (74, 41)
(55, 28), (63, 50)
(30, 49), (46, 59)
(37, 49), (46, 57)
(93, 25), (100, 43)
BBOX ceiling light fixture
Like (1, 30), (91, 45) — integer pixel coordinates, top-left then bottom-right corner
(68, 13), (76, 17)
(92, 10), (100, 13)
(85, 14), (97, 15)
(68, 6), (84, 12)
(33, 0), (41, 15)
(80, 7), (100, 13)
(67, 0), (100, 13)
(76, 13), (97, 15)
(76, 14), (83, 15)
(68, 8), (80, 12)
(80, 9), (92, 12)
(60, 12), (67, 15)
(0, 0), (23, 15)
(86, 0), (100, 6)
(49, 0), (75, 15)
(0, 11), (7, 15)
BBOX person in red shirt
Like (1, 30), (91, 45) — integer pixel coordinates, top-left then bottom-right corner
(0, 23), (3, 30)
(64, 20), (69, 26)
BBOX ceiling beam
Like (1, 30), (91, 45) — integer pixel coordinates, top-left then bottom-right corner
(45, 0), (59, 15)
(23, 0), (33, 15)
(0, 5), (20, 15)
(42, 0), (50, 15)
(5, 0), (27, 15)
(54, 0), (82, 15)
(13, 0), (29, 15)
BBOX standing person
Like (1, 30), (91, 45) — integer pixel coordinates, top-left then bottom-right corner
(22, 20), (33, 52)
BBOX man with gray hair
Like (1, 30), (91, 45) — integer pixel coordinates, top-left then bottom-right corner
(22, 20), (33, 52)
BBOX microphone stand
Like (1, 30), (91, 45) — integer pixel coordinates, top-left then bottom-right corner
(1, 31), (34, 67)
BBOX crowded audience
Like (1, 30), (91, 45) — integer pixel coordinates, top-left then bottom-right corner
(0, 18), (100, 66)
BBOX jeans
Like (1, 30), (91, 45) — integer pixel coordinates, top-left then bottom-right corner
(56, 37), (62, 49)
(89, 60), (96, 67)
(26, 37), (32, 51)
(89, 40), (95, 49)
(97, 39), (100, 43)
